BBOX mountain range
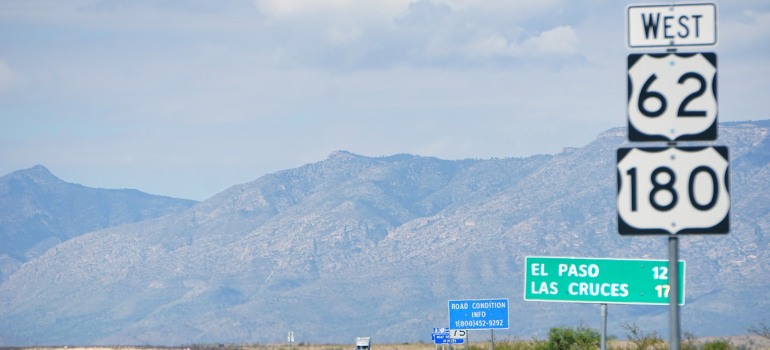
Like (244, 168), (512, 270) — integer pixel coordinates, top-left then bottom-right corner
(0, 165), (196, 283)
(0, 120), (768, 346)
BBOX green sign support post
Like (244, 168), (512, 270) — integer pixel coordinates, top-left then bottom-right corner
(524, 256), (684, 305)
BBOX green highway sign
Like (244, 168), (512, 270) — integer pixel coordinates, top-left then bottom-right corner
(524, 256), (684, 305)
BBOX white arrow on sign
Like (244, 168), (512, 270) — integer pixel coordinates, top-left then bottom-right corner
(450, 330), (467, 339)
(617, 146), (729, 235)
(627, 52), (717, 142)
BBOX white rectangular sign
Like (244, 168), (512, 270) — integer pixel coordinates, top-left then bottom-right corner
(627, 3), (717, 48)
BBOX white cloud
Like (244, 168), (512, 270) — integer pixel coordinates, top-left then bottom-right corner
(722, 9), (770, 53)
(5, 0), (765, 202)
(521, 25), (579, 55)
(327, 25), (363, 45)
(461, 25), (579, 60)
(254, 0), (410, 21)
(255, 0), (344, 17)
(463, 32), (518, 58)
(248, 0), (580, 68)
(436, 0), (566, 19)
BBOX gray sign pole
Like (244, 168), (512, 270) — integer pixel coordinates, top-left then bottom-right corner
(600, 304), (607, 350)
(669, 236), (680, 350)
(490, 329), (494, 350)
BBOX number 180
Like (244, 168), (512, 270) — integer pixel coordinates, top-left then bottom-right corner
(624, 165), (719, 212)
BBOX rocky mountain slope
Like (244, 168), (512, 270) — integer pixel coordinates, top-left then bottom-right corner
(0, 165), (198, 283)
(0, 121), (768, 346)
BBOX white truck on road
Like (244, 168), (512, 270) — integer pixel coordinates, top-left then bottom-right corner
(355, 337), (371, 350)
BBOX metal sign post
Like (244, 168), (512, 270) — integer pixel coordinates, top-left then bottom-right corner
(669, 237), (680, 350)
(490, 329), (494, 350)
(624, 4), (722, 349)
(600, 304), (607, 350)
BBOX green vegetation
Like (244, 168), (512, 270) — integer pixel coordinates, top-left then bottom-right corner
(620, 323), (666, 350)
(682, 332), (698, 350)
(468, 325), (599, 350)
(181, 344), (267, 350)
(21, 325), (763, 350)
(702, 339), (734, 350)
(538, 325), (601, 350)
(468, 339), (540, 350)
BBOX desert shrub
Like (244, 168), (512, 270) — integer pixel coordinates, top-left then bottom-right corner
(497, 340), (543, 350)
(681, 331), (697, 350)
(703, 339), (733, 350)
(621, 324), (665, 350)
(535, 325), (600, 350)
(467, 340), (543, 350)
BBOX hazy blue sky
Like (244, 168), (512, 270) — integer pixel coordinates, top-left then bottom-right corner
(1, 0), (768, 200)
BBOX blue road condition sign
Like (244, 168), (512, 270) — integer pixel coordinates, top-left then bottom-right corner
(448, 298), (509, 330)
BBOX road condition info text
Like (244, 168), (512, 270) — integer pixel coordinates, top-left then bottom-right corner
(448, 299), (509, 329)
